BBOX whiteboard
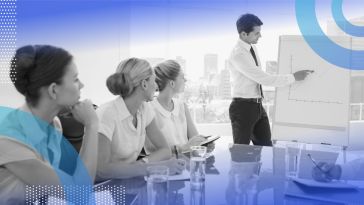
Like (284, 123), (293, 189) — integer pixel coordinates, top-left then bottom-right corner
(272, 35), (351, 146)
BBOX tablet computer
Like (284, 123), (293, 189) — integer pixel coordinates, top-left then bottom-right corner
(200, 135), (220, 146)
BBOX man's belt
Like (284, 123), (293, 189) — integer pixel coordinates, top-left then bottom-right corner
(233, 97), (263, 103)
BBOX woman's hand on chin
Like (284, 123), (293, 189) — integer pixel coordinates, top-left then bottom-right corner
(70, 99), (98, 127)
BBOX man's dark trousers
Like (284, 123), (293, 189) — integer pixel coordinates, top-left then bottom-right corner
(229, 98), (272, 146)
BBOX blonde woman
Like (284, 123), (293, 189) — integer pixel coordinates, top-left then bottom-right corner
(96, 58), (185, 180)
(145, 60), (212, 154)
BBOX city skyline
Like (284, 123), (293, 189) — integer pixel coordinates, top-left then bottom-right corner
(1, 0), (363, 119)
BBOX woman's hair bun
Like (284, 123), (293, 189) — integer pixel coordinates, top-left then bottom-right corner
(10, 45), (38, 95)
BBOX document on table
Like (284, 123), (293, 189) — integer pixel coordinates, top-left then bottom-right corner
(285, 178), (363, 204)
(169, 169), (190, 181)
(290, 177), (358, 189)
(144, 170), (190, 181)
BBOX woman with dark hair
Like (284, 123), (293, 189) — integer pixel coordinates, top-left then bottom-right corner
(96, 57), (185, 180)
(0, 45), (99, 204)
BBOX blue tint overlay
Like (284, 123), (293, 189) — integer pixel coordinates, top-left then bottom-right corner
(0, 106), (96, 204)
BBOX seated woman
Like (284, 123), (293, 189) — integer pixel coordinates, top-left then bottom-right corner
(145, 60), (211, 153)
(0, 45), (99, 204)
(96, 58), (185, 180)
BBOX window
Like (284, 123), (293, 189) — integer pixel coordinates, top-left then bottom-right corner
(351, 76), (364, 103)
(350, 76), (364, 121)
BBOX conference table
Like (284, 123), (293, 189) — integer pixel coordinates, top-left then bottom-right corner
(98, 137), (364, 205)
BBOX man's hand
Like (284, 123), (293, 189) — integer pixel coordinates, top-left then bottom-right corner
(293, 70), (314, 81)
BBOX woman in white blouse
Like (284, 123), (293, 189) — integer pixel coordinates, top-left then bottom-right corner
(145, 60), (209, 153)
(96, 58), (185, 180)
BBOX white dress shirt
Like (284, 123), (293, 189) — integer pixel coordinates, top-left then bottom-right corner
(97, 97), (155, 163)
(229, 39), (295, 98)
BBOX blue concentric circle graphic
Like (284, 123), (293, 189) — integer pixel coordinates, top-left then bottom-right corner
(295, 0), (364, 70)
(332, 0), (364, 37)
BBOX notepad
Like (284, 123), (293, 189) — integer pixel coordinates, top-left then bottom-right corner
(144, 170), (190, 181)
(290, 177), (358, 189)
(168, 169), (190, 181)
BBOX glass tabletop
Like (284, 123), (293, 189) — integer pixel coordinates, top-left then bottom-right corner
(99, 137), (364, 205)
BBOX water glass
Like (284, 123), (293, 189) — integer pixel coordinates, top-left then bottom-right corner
(190, 181), (205, 205)
(147, 166), (169, 205)
(190, 146), (207, 186)
(285, 143), (304, 178)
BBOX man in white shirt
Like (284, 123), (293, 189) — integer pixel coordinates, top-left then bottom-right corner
(229, 13), (313, 146)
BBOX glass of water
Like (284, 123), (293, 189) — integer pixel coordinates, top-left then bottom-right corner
(147, 165), (169, 205)
(285, 143), (305, 178)
(190, 146), (207, 187)
(190, 180), (205, 205)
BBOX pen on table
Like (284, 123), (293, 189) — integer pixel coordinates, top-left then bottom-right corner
(307, 153), (332, 180)
(174, 145), (179, 159)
